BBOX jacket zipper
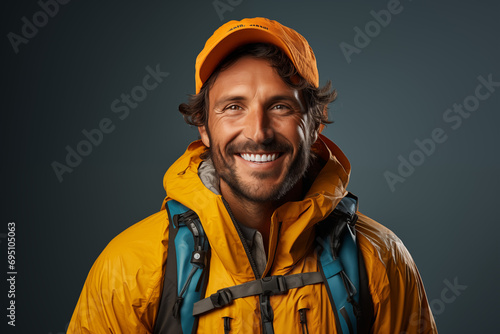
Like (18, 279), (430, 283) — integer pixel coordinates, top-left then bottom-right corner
(263, 222), (282, 277)
(222, 198), (279, 333)
(299, 308), (310, 334)
(223, 317), (232, 334)
(221, 198), (260, 278)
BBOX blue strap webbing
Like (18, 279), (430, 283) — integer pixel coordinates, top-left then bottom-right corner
(166, 200), (206, 334)
(318, 196), (359, 334)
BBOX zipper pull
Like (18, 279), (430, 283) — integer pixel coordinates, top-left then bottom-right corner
(299, 308), (310, 334)
(223, 317), (232, 334)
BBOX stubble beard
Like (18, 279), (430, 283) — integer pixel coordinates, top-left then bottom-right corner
(208, 138), (312, 203)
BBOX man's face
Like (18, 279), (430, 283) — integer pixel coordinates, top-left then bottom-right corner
(199, 56), (318, 203)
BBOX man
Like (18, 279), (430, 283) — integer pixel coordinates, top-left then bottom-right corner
(68, 17), (437, 333)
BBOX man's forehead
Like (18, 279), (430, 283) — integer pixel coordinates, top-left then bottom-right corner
(208, 57), (303, 106)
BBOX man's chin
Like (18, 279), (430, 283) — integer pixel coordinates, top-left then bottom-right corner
(223, 176), (299, 203)
(234, 189), (285, 203)
(249, 171), (282, 180)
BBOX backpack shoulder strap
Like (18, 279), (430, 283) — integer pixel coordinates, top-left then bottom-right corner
(357, 241), (375, 333)
(316, 192), (372, 334)
(153, 200), (210, 334)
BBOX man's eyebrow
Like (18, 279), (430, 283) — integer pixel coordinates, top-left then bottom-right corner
(267, 95), (301, 105)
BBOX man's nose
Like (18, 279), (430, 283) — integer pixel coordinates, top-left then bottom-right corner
(243, 108), (274, 144)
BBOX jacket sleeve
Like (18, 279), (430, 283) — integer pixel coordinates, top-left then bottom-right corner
(67, 210), (169, 334)
(356, 214), (438, 334)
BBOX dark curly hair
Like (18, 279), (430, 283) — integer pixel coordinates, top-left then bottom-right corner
(179, 43), (336, 134)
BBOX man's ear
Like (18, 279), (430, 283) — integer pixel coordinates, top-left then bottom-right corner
(318, 106), (328, 133)
(311, 128), (319, 145)
(198, 126), (210, 147)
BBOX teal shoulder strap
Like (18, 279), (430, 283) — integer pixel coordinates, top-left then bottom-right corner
(153, 200), (210, 334)
(317, 192), (360, 334)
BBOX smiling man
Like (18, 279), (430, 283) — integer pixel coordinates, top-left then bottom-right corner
(68, 18), (437, 333)
(198, 55), (317, 249)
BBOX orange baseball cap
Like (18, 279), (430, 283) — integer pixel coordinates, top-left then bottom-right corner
(195, 17), (319, 94)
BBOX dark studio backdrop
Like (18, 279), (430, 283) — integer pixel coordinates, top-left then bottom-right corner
(2, 0), (499, 333)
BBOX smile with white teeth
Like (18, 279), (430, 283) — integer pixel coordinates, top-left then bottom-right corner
(239, 153), (279, 163)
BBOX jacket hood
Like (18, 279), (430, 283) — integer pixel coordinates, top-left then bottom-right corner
(161, 134), (351, 279)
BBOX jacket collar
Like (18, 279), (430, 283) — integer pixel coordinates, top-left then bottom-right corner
(162, 135), (350, 280)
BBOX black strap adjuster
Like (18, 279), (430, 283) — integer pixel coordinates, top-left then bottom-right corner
(192, 272), (323, 316)
(261, 275), (287, 295)
(210, 288), (233, 308)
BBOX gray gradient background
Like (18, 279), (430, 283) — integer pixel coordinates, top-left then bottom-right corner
(2, 0), (499, 333)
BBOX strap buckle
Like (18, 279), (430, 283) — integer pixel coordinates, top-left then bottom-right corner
(210, 288), (233, 308)
(261, 275), (287, 295)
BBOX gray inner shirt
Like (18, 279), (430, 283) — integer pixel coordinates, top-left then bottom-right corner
(198, 159), (268, 277)
(235, 220), (267, 277)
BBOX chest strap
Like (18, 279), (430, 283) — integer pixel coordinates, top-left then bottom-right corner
(192, 272), (323, 316)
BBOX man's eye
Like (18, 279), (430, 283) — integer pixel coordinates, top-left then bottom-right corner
(271, 104), (291, 112)
(225, 105), (242, 111)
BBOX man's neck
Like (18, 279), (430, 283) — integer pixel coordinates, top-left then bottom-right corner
(220, 180), (303, 250)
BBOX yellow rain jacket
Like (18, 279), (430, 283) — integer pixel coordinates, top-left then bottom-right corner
(68, 135), (437, 333)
